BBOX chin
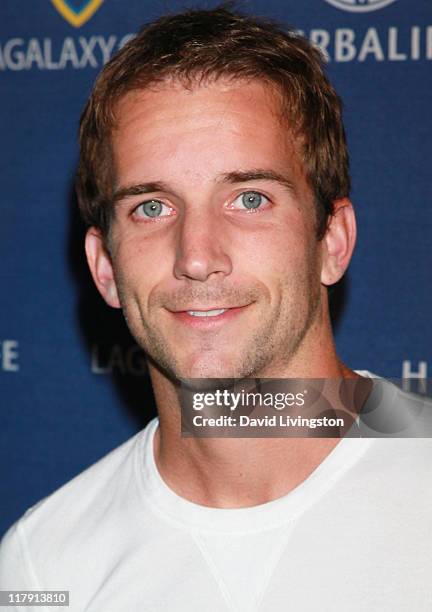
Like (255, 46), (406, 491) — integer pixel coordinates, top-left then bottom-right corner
(177, 368), (244, 395)
(147, 350), (239, 385)
(177, 347), (258, 379)
(178, 361), (237, 380)
(147, 339), (263, 382)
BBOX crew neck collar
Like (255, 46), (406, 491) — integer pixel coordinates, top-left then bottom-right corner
(136, 370), (376, 534)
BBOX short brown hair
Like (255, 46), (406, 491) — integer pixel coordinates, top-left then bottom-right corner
(76, 3), (350, 241)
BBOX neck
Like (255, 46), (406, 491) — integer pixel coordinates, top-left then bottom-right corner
(148, 315), (361, 509)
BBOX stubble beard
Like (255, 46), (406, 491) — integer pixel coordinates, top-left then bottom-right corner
(119, 272), (322, 384)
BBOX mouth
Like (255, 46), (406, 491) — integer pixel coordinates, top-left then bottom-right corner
(168, 305), (250, 327)
(186, 308), (227, 317)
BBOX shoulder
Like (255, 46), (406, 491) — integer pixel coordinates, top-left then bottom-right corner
(23, 426), (143, 530)
(357, 373), (432, 438)
(0, 419), (157, 587)
(351, 375), (432, 496)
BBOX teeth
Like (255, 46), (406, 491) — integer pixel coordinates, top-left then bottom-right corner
(187, 309), (226, 317)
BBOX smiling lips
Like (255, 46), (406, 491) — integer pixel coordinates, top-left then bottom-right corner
(171, 305), (249, 325)
(187, 308), (226, 317)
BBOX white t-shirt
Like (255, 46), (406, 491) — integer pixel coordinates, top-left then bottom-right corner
(1, 375), (432, 611)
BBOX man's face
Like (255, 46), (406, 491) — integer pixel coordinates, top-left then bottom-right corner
(101, 79), (326, 379)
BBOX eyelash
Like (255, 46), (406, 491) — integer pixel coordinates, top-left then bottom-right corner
(228, 191), (271, 212)
(132, 200), (174, 220)
(131, 190), (271, 221)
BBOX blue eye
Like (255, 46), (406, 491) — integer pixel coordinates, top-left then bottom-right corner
(231, 191), (269, 211)
(134, 199), (171, 218)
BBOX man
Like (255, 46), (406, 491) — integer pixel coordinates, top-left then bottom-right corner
(0, 5), (431, 611)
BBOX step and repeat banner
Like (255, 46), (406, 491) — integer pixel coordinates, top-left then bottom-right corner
(1, 0), (431, 535)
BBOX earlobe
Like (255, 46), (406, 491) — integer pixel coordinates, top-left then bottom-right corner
(85, 228), (121, 308)
(320, 198), (357, 287)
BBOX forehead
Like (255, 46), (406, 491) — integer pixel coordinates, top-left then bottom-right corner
(115, 76), (283, 119)
(111, 78), (308, 192)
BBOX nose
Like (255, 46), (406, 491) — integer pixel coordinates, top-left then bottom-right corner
(173, 208), (232, 282)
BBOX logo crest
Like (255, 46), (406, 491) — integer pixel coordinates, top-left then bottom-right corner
(51, 0), (104, 27)
(324, 0), (397, 12)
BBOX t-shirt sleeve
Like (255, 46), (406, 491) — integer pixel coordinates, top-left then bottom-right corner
(0, 520), (40, 610)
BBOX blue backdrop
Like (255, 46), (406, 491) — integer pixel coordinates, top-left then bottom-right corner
(1, 0), (431, 537)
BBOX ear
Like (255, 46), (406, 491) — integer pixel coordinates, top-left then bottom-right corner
(320, 198), (357, 286)
(85, 227), (121, 308)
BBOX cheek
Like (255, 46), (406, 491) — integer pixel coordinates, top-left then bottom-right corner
(111, 237), (165, 306)
(235, 219), (312, 279)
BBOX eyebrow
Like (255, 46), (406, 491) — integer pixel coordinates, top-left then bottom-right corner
(113, 181), (171, 203)
(219, 169), (296, 193)
(112, 168), (296, 203)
